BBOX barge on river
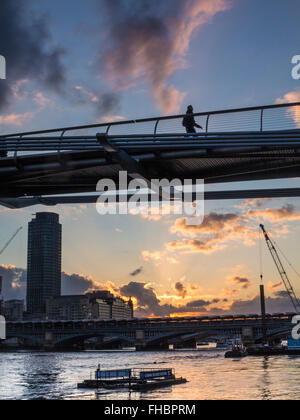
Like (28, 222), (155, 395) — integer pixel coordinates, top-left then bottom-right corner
(78, 366), (187, 392)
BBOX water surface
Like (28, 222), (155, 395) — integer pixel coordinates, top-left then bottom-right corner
(0, 350), (299, 400)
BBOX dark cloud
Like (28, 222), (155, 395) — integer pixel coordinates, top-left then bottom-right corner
(0, 265), (27, 300)
(120, 281), (296, 317)
(214, 294), (294, 316)
(61, 272), (99, 295)
(99, 0), (231, 114)
(0, 0), (66, 110)
(99, 93), (120, 115)
(120, 282), (159, 310)
(130, 266), (143, 277)
(120, 281), (180, 316)
(120, 281), (212, 317)
(233, 276), (251, 290)
(0, 265), (99, 301)
(274, 290), (289, 298)
(0, 265), (294, 318)
(187, 299), (216, 308)
(174, 281), (187, 298)
(71, 87), (121, 117)
(100, 0), (180, 96)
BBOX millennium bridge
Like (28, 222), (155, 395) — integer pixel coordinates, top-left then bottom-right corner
(0, 102), (300, 208)
(5, 313), (295, 349)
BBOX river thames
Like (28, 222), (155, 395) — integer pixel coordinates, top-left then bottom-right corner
(0, 349), (300, 400)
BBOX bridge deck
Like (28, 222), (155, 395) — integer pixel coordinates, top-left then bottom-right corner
(0, 102), (300, 206)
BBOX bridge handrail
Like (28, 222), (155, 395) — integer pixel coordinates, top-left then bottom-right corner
(1, 102), (300, 139)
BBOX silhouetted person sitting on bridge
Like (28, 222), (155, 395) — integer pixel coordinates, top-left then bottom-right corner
(182, 105), (203, 134)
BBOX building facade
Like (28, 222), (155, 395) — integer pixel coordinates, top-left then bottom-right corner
(111, 297), (133, 319)
(46, 292), (134, 321)
(2, 300), (24, 321)
(46, 295), (91, 320)
(27, 212), (62, 316)
(91, 298), (112, 320)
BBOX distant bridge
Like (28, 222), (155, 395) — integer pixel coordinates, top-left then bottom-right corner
(0, 102), (300, 208)
(6, 313), (295, 348)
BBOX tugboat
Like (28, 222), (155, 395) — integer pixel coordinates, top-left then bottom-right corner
(225, 342), (247, 358)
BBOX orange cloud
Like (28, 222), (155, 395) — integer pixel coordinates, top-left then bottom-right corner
(0, 111), (36, 126)
(268, 281), (283, 293)
(0, 89), (51, 127)
(167, 211), (258, 254)
(237, 198), (272, 209)
(98, 115), (126, 123)
(276, 88), (300, 128)
(166, 238), (225, 254)
(223, 288), (240, 297)
(247, 204), (300, 223)
(165, 203), (300, 255)
(171, 213), (240, 237)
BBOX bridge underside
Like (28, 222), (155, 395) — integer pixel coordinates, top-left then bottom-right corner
(1, 135), (300, 201)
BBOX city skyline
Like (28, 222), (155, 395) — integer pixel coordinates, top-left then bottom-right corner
(0, 0), (300, 318)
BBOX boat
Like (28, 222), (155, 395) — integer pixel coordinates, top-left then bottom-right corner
(78, 366), (187, 391)
(247, 338), (300, 356)
(225, 343), (247, 358)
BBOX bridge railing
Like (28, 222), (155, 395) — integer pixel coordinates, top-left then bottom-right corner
(0, 102), (300, 154)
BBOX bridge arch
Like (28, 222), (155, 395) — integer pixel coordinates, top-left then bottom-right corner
(6, 333), (44, 346)
(53, 332), (135, 346)
(145, 329), (228, 346)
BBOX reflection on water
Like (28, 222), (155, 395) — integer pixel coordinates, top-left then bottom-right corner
(0, 350), (300, 400)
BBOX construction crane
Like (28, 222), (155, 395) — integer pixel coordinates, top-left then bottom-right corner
(260, 224), (300, 313)
(0, 227), (23, 256)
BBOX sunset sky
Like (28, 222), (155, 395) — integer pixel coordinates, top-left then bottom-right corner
(0, 0), (300, 317)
